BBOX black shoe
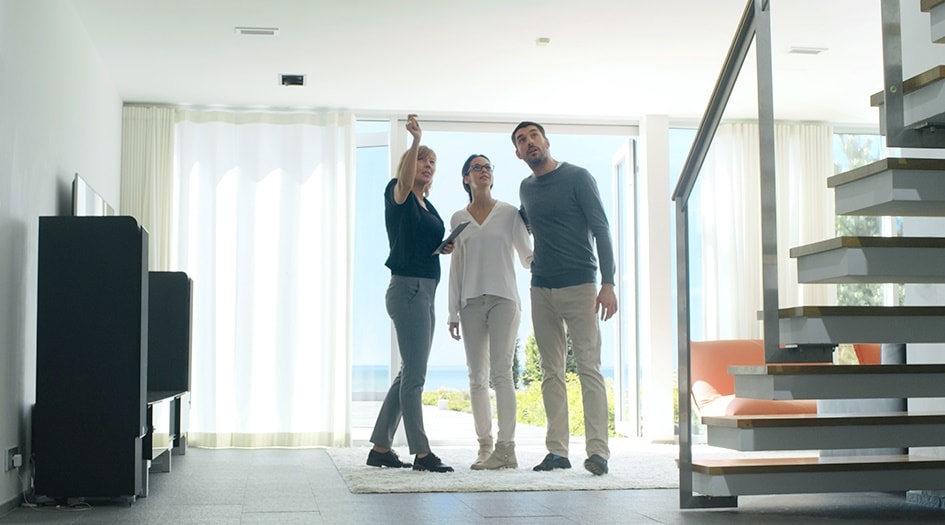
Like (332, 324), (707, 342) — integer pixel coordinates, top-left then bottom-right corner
(366, 449), (412, 468)
(584, 454), (608, 476)
(532, 453), (571, 471)
(412, 452), (454, 472)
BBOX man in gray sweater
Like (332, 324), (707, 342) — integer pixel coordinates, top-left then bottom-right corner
(513, 121), (617, 476)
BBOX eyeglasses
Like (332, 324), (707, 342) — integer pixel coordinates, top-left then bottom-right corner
(469, 164), (494, 173)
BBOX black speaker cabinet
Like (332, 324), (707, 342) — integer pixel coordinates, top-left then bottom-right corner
(34, 216), (148, 501)
(147, 271), (192, 397)
(147, 271), (193, 459)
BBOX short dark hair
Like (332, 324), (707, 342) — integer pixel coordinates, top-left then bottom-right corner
(511, 121), (546, 145)
(461, 153), (491, 202)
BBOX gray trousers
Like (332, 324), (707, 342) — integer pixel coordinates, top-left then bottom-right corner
(370, 275), (437, 455)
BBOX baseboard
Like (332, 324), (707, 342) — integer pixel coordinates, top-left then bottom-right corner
(0, 494), (20, 518)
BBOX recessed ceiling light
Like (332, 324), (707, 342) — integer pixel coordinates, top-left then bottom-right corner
(788, 46), (827, 55)
(536, 37), (551, 47)
(235, 27), (279, 36)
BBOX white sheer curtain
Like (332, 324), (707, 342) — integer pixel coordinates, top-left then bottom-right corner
(775, 123), (836, 308)
(696, 121), (834, 340)
(121, 105), (175, 270)
(175, 109), (355, 447)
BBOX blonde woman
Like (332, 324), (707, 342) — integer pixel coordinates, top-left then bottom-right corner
(367, 115), (454, 473)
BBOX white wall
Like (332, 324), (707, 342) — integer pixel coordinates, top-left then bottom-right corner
(0, 0), (122, 509)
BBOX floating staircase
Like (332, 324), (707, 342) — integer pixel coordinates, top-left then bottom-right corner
(688, 0), (945, 498)
(692, 157), (945, 497)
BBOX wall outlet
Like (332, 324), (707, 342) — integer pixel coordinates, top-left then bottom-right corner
(5, 446), (18, 472)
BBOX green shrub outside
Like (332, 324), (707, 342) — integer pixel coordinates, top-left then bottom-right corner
(423, 373), (618, 437)
(421, 388), (472, 413)
(422, 332), (618, 437)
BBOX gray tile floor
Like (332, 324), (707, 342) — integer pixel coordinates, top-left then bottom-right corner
(2, 447), (945, 524)
(3, 405), (945, 524)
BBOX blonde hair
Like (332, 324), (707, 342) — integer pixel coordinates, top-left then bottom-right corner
(396, 145), (436, 197)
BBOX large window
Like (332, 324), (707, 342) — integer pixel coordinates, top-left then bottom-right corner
(350, 119), (632, 433)
(832, 133), (899, 306)
(352, 121), (391, 400)
(350, 123), (630, 376)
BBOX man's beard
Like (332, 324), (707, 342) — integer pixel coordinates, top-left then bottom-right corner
(525, 151), (547, 171)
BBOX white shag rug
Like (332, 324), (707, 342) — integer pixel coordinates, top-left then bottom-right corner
(327, 444), (679, 494)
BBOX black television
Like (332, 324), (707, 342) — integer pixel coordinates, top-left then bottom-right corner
(72, 172), (116, 217)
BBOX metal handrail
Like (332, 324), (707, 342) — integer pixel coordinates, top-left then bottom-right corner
(671, 0), (757, 209)
(674, 0), (771, 510)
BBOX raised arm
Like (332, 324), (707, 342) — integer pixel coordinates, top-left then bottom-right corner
(393, 114), (422, 204)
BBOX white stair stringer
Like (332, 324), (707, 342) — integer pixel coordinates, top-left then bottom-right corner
(791, 236), (945, 283)
(692, 455), (945, 497)
(778, 306), (945, 345)
(828, 157), (945, 217)
(703, 412), (945, 451)
(731, 363), (945, 401)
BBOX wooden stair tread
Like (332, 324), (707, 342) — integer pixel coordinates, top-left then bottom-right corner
(703, 411), (945, 429)
(922, 0), (945, 12)
(789, 236), (945, 258)
(779, 305), (945, 317)
(870, 66), (945, 106)
(730, 363), (945, 375)
(827, 157), (945, 188)
(778, 307), (945, 344)
(692, 454), (945, 475)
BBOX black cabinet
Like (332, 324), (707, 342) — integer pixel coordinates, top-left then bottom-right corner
(147, 272), (192, 398)
(146, 271), (193, 467)
(34, 216), (149, 501)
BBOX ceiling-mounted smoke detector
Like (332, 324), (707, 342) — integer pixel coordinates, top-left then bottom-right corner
(235, 26), (280, 36)
(788, 46), (827, 55)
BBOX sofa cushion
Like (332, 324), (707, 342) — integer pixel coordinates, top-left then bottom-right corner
(691, 339), (818, 417)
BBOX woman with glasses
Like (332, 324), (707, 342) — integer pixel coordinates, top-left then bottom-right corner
(367, 115), (454, 473)
(447, 154), (533, 470)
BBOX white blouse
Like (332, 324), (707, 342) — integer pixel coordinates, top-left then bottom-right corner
(447, 200), (534, 323)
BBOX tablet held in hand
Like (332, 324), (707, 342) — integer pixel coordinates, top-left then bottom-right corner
(433, 221), (470, 255)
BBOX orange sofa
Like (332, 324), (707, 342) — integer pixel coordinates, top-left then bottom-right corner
(691, 339), (817, 417)
(690, 340), (882, 418)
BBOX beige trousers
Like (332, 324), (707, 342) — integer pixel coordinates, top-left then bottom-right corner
(460, 294), (519, 445)
(530, 283), (610, 460)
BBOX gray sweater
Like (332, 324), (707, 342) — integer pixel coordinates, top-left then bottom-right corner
(519, 162), (616, 288)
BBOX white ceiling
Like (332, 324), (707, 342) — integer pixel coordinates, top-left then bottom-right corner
(71, 0), (885, 126)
